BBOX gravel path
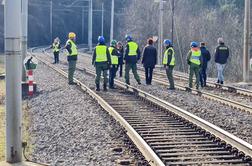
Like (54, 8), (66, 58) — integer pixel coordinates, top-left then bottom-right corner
(27, 58), (142, 165)
(39, 50), (252, 145)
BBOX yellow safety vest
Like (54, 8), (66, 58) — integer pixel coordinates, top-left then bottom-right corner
(67, 39), (78, 56)
(190, 49), (201, 65)
(128, 41), (138, 56)
(163, 47), (175, 66)
(53, 43), (60, 52)
(95, 45), (108, 62)
(109, 47), (118, 65)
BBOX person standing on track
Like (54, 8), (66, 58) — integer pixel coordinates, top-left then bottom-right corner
(92, 36), (111, 91)
(65, 32), (78, 85)
(163, 39), (175, 90)
(108, 40), (120, 89)
(187, 41), (202, 90)
(124, 35), (141, 85)
(117, 41), (124, 77)
(142, 38), (157, 85)
(214, 37), (229, 85)
(199, 42), (211, 87)
(51, 37), (61, 64)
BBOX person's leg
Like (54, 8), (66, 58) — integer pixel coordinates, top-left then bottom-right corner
(125, 64), (131, 84)
(167, 66), (175, 89)
(53, 52), (57, 63)
(202, 66), (207, 86)
(145, 67), (149, 84)
(68, 60), (76, 84)
(56, 52), (59, 63)
(119, 64), (123, 77)
(109, 67), (113, 88)
(132, 64), (141, 84)
(102, 64), (108, 91)
(95, 64), (102, 90)
(199, 68), (204, 87)
(189, 65), (194, 88)
(216, 63), (221, 83)
(220, 64), (225, 84)
(195, 65), (200, 89)
(149, 67), (153, 85)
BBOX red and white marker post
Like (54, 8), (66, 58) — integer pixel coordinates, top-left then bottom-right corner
(27, 70), (33, 96)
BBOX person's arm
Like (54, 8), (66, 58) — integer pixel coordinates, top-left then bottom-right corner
(154, 48), (157, 65)
(187, 51), (192, 65)
(124, 44), (129, 60)
(92, 48), (96, 65)
(142, 46), (146, 64)
(226, 47), (229, 59)
(167, 49), (173, 65)
(214, 47), (219, 62)
(65, 42), (72, 54)
(137, 47), (141, 61)
(206, 50), (211, 61)
(106, 48), (111, 65)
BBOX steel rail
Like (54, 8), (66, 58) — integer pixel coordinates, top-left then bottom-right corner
(31, 52), (165, 166)
(39, 48), (252, 161)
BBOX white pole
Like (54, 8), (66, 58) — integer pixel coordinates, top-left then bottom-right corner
(158, 0), (164, 65)
(101, 3), (104, 36)
(243, 0), (251, 82)
(21, 0), (28, 82)
(82, 7), (84, 43)
(5, 0), (22, 162)
(110, 0), (114, 41)
(88, 0), (93, 51)
(50, 0), (53, 43)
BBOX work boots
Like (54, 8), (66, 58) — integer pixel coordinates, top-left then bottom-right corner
(103, 83), (107, 91)
(96, 83), (100, 91)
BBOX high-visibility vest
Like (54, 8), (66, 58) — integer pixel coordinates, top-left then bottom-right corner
(109, 47), (118, 65)
(127, 41), (138, 56)
(190, 49), (201, 65)
(95, 45), (108, 62)
(67, 39), (78, 56)
(53, 43), (60, 52)
(163, 47), (175, 66)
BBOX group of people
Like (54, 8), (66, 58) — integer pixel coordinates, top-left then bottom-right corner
(53, 32), (230, 91)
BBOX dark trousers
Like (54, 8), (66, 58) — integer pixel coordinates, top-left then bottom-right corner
(199, 66), (207, 87)
(109, 65), (118, 88)
(144, 67), (154, 85)
(54, 52), (59, 63)
(166, 66), (175, 89)
(118, 63), (123, 77)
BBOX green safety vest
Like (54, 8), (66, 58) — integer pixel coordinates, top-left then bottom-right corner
(163, 47), (175, 66)
(128, 41), (138, 56)
(190, 49), (201, 65)
(53, 43), (60, 52)
(109, 47), (118, 65)
(95, 45), (108, 62)
(67, 39), (78, 56)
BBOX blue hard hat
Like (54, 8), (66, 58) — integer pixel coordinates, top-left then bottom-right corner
(98, 36), (105, 43)
(191, 41), (198, 47)
(163, 39), (172, 46)
(125, 35), (132, 42)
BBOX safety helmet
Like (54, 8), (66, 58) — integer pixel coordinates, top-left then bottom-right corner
(68, 32), (76, 39)
(191, 41), (198, 48)
(98, 36), (105, 44)
(110, 40), (117, 47)
(125, 35), (132, 42)
(163, 39), (172, 46)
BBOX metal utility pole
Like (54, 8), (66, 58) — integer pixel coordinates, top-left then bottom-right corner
(21, 0), (28, 82)
(101, 3), (104, 36)
(110, 0), (114, 41)
(243, 0), (251, 82)
(50, 0), (53, 43)
(171, 0), (174, 44)
(5, 0), (22, 162)
(82, 6), (85, 43)
(158, 0), (164, 65)
(88, 0), (93, 51)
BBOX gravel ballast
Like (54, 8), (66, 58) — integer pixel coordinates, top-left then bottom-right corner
(27, 60), (142, 165)
(42, 51), (252, 145)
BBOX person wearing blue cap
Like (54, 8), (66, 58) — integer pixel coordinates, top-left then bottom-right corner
(187, 41), (202, 90)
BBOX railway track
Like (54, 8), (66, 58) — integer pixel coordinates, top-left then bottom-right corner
(30, 49), (252, 165)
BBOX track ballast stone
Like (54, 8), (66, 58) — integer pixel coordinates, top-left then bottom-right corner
(27, 61), (142, 165)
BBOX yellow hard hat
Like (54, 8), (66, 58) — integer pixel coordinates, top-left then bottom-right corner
(68, 32), (76, 39)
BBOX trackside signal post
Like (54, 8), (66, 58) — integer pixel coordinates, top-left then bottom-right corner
(5, 0), (22, 162)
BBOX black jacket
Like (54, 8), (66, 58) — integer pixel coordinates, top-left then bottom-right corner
(124, 40), (141, 64)
(214, 43), (229, 64)
(200, 46), (211, 68)
(142, 45), (157, 68)
(118, 46), (124, 65)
